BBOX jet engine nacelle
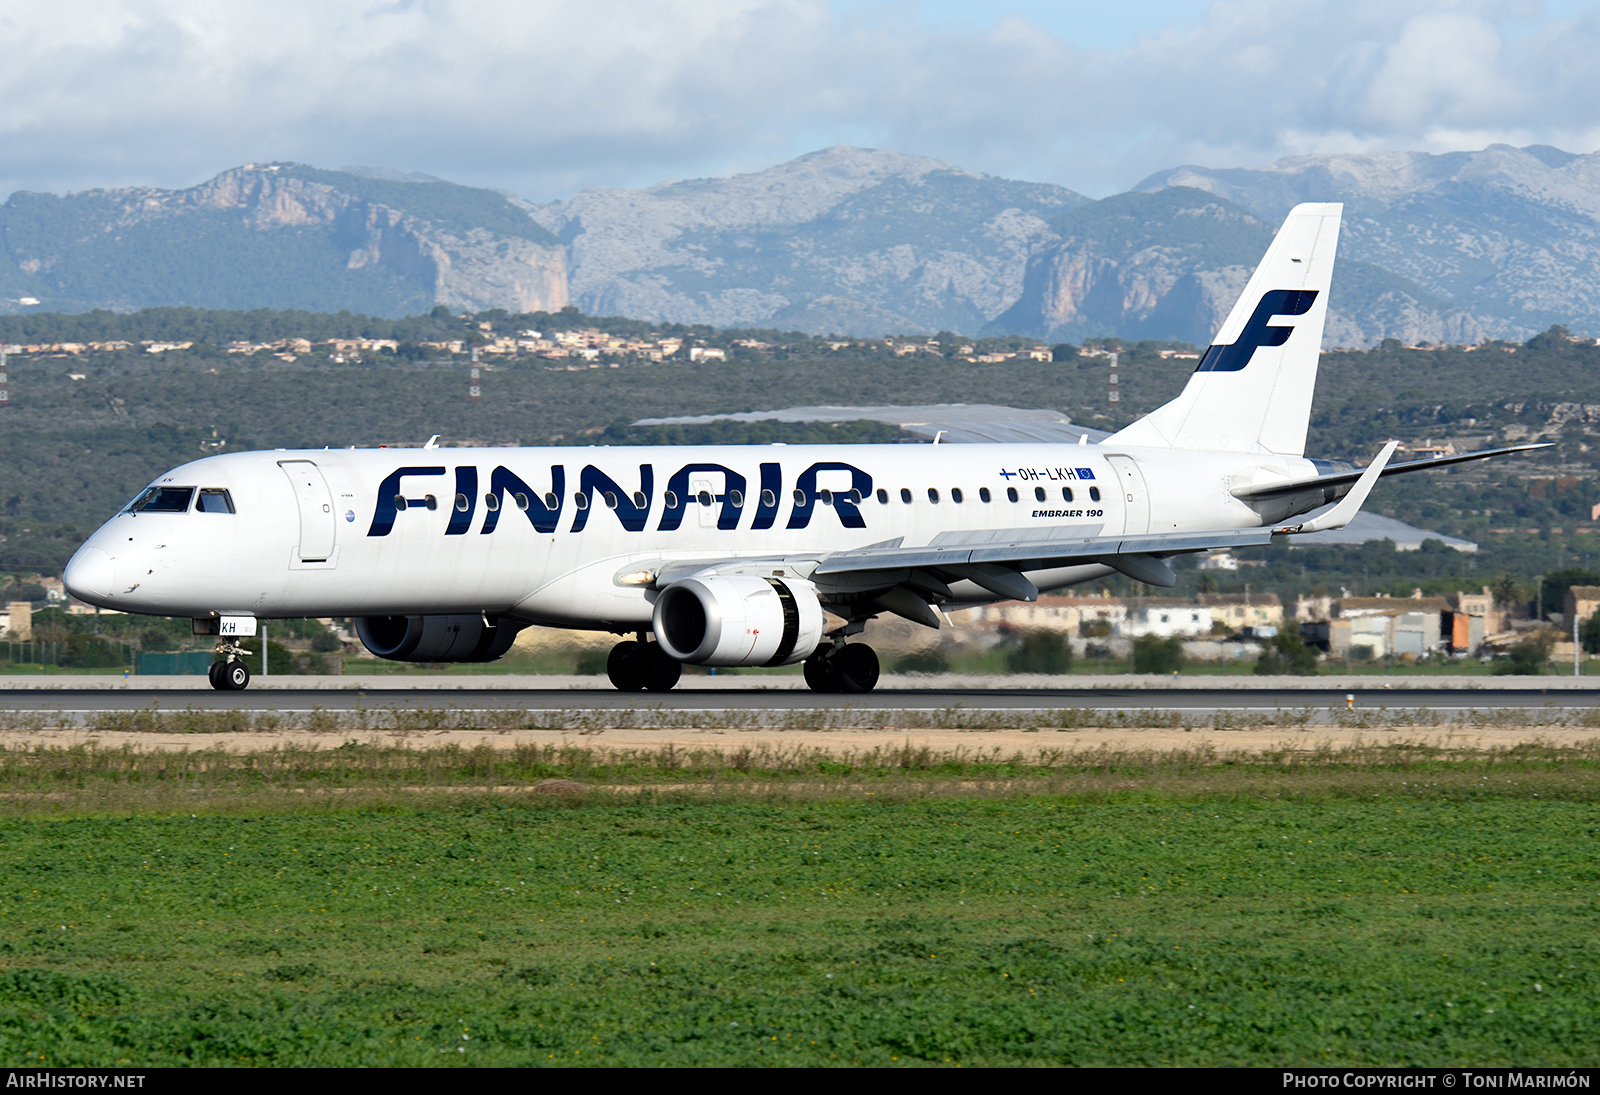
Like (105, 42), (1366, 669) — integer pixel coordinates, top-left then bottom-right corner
(652, 575), (825, 667)
(353, 614), (523, 662)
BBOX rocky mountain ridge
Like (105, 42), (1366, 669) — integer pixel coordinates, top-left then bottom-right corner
(0, 163), (567, 317)
(526, 146), (1085, 334)
(1135, 144), (1600, 341)
(2, 144), (1597, 345)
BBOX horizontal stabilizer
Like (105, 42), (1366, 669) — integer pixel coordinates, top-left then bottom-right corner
(1231, 443), (1551, 501)
(1273, 441), (1397, 534)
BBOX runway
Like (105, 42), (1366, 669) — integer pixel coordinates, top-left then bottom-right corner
(2, 678), (1598, 721)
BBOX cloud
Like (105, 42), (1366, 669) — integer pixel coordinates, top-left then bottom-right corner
(0, 0), (1597, 202)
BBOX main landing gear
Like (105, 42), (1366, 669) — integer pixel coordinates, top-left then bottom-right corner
(803, 643), (880, 694)
(606, 639), (683, 692)
(208, 643), (251, 691)
(602, 637), (880, 693)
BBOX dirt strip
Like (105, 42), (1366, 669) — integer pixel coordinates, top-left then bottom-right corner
(6, 723), (1600, 754)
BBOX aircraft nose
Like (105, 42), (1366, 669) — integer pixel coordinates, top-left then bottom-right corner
(64, 547), (114, 603)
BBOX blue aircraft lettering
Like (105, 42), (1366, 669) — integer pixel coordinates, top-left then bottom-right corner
(571, 465), (654, 533)
(479, 465), (564, 535)
(369, 459), (874, 536)
(787, 462), (872, 530)
(658, 463), (748, 531)
(367, 466), (445, 536)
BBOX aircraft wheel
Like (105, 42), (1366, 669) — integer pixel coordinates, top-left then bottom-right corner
(222, 660), (251, 691)
(640, 643), (682, 692)
(837, 644), (880, 694)
(606, 640), (646, 691)
(803, 651), (842, 693)
(208, 661), (227, 690)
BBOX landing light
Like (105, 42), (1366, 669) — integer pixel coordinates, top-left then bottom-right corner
(617, 569), (656, 587)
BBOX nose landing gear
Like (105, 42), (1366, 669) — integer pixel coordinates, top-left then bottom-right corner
(803, 642), (879, 693)
(208, 643), (252, 691)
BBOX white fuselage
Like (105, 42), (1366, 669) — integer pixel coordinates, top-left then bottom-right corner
(65, 442), (1319, 628)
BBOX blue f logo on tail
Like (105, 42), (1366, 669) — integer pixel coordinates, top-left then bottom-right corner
(1195, 289), (1319, 373)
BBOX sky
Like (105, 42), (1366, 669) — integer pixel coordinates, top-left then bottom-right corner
(2, 0), (1599, 203)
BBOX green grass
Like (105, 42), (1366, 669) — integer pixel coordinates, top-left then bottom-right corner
(0, 741), (1596, 1066)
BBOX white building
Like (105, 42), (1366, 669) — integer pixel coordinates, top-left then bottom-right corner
(1121, 599), (1214, 638)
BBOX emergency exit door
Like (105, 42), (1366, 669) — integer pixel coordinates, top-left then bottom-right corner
(278, 460), (337, 562)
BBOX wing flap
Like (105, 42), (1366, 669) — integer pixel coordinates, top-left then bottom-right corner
(811, 526), (1280, 578)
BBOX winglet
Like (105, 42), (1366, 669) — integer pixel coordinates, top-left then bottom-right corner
(1275, 440), (1399, 535)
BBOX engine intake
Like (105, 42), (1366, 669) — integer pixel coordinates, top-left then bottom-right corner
(354, 614), (523, 662)
(653, 576), (824, 666)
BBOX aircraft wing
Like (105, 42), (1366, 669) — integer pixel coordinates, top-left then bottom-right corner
(654, 525), (1293, 629)
(816, 439), (1398, 592)
(654, 442), (1400, 627)
(1230, 443), (1550, 502)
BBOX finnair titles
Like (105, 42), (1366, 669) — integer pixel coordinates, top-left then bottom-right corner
(63, 203), (1544, 691)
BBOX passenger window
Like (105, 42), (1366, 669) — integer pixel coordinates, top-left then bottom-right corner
(484, 493), (501, 512)
(455, 493), (470, 512)
(394, 495), (408, 511)
(900, 488), (912, 504)
(793, 489), (805, 505)
(951, 488), (964, 503)
(129, 486), (195, 514)
(927, 488), (940, 503)
(1007, 487), (1019, 503)
(513, 493), (529, 511)
(1034, 486), (1046, 502)
(574, 493), (589, 510)
(424, 495), (438, 511)
(819, 489), (833, 506)
(197, 488), (235, 514)
(728, 490), (744, 508)
(761, 489), (776, 507)
(1062, 487), (1074, 502)
(1090, 486), (1101, 502)
(664, 491), (679, 509)
(876, 488), (888, 504)
(603, 491), (619, 509)
(847, 489), (862, 504)
(633, 491), (648, 508)
(543, 492), (558, 510)
(979, 487), (991, 503)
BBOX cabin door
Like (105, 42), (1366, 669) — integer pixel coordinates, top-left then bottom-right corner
(278, 460), (337, 563)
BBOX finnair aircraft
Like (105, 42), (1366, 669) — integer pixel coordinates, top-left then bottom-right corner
(63, 203), (1540, 691)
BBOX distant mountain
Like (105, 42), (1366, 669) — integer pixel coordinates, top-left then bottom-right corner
(1134, 144), (1600, 342)
(987, 187), (1479, 347)
(2, 144), (1598, 344)
(0, 163), (567, 316)
(527, 146), (1088, 334)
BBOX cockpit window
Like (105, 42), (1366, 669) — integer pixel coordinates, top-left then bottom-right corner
(197, 488), (235, 514)
(126, 486), (195, 513)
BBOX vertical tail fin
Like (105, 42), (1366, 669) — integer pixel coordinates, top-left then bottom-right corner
(1107, 202), (1341, 457)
